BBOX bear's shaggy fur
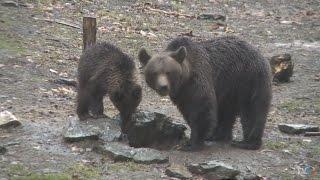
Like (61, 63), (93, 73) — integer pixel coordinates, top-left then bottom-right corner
(139, 36), (272, 150)
(77, 42), (142, 133)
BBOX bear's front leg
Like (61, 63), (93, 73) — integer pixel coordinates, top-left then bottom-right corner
(181, 97), (218, 151)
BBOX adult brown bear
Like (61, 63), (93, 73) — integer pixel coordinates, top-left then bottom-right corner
(138, 36), (272, 151)
(77, 42), (142, 134)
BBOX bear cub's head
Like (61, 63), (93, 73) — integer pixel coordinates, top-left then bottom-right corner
(138, 46), (189, 96)
(110, 83), (142, 133)
(111, 83), (142, 117)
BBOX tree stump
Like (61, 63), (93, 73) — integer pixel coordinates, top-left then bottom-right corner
(270, 54), (294, 83)
(83, 16), (96, 51)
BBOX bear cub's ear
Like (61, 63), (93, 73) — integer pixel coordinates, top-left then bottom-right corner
(170, 46), (187, 64)
(138, 48), (151, 67)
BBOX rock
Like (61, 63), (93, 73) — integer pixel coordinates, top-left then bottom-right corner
(0, 111), (21, 129)
(1, 1), (18, 7)
(188, 161), (240, 179)
(197, 13), (226, 21)
(95, 142), (168, 164)
(0, 146), (7, 155)
(270, 54), (294, 82)
(133, 148), (168, 164)
(278, 123), (319, 134)
(63, 116), (121, 142)
(95, 142), (135, 162)
(165, 164), (193, 179)
(118, 111), (186, 148)
(53, 78), (77, 87)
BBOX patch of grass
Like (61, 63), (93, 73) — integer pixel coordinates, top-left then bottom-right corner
(0, 34), (27, 54)
(311, 145), (320, 156)
(8, 164), (30, 176)
(278, 100), (304, 113)
(65, 163), (101, 179)
(314, 98), (320, 113)
(279, 172), (295, 180)
(265, 141), (289, 150)
(279, 97), (320, 114)
(108, 162), (145, 172)
(12, 173), (71, 180)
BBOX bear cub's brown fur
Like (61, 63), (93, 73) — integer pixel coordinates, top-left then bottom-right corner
(77, 42), (142, 133)
(139, 36), (272, 151)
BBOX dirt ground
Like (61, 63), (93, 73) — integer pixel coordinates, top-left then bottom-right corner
(0, 0), (319, 179)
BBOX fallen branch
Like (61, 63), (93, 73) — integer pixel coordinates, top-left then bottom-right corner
(34, 17), (81, 29)
(145, 6), (195, 19)
(304, 132), (320, 136)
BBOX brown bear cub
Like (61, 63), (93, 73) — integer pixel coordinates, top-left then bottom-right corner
(139, 36), (272, 151)
(77, 42), (142, 134)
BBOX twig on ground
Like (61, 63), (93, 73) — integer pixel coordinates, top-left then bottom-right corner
(144, 6), (195, 19)
(34, 17), (81, 29)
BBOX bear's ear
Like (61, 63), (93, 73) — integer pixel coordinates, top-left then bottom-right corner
(171, 46), (187, 64)
(138, 48), (151, 67)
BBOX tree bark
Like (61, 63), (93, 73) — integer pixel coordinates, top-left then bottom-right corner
(83, 16), (96, 51)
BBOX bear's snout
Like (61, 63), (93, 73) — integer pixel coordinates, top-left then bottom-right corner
(157, 74), (170, 96)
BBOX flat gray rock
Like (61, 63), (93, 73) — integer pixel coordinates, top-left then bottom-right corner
(63, 116), (121, 142)
(278, 123), (319, 134)
(95, 142), (168, 164)
(188, 161), (240, 179)
(1, 1), (18, 7)
(53, 78), (77, 87)
(165, 164), (193, 179)
(95, 142), (135, 162)
(133, 148), (168, 164)
(116, 111), (186, 148)
(0, 111), (21, 129)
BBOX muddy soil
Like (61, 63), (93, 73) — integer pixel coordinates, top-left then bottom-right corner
(0, 0), (319, 179)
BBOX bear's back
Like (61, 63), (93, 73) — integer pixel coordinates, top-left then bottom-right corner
(78, 42), (135, 84)
(167, 36), (271, 104)
(201, 36), (272, 103)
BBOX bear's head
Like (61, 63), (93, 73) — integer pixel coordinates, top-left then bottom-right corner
(138, 46), (189, 96)
(110, 83), (142, 133)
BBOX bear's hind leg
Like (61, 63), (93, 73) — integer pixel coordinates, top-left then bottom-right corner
(209, 108), (236, 142)
(232, 91), (270, 150)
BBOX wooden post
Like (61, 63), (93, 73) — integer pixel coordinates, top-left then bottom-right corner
(83, 16), (96, 51)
